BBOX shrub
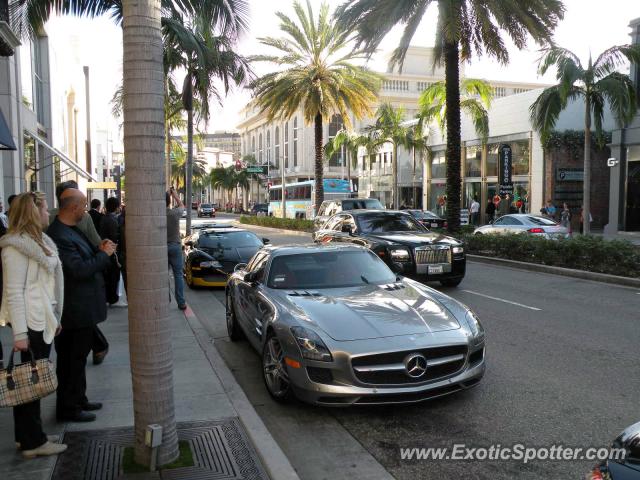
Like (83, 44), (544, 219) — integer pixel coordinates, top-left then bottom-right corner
(239, 215), (314, 232)
(461, 233), (640, 278)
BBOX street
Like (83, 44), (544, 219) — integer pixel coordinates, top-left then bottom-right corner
(186, 213), (640, 480)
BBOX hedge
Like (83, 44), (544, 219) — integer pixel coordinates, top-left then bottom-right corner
(239, 215), (314, 232)
(461, 233), (640, 278)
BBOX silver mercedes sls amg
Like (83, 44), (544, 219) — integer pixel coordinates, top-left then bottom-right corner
(225, 244), (485, 406)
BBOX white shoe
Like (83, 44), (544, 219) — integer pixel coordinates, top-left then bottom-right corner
(22, 440), (67, 458)
(16, 434), (60, 450)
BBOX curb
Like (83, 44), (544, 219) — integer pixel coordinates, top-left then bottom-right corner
(467, 254), (640, 288)
(183, 304), (300, 480)
(233, 221), (313, 238)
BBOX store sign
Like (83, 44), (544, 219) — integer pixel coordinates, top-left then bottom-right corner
(246, 165), (267, 174)
(460, 208), (469, 226)
(556, 168), (584, 181)
(498, 144), (513, 195)
(86, 182), (117, 189)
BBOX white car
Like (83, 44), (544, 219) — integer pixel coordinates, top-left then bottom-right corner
(473, 214), (569, 239)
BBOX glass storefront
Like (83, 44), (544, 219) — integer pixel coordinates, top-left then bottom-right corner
(512, 140), (530, 175)
(625, 146), (640, 231)
(464, 182), (481, 210)
(487, 144), (499, 177)
(431, 151), (446, 179)
(429, 182), (447, 217)
(465, 145), (482, 177)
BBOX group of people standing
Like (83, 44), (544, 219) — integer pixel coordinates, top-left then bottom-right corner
(0, 182), (124, 459)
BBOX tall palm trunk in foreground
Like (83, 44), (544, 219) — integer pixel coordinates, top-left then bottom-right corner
(123, 0), (179, 466)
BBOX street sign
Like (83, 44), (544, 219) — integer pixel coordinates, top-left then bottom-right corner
(86, 181), (117, 189)
(556, 168), (584, 181)
(460, 208), (469, 226)
(498, 144), (513, 196)
(246, 165), (267, 174)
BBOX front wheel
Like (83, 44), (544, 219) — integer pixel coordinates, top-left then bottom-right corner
(225, 291), (244, 341)
(440, 278), (463, 287)
(185, 264), (196, 289)
(262, 332), (295, 402)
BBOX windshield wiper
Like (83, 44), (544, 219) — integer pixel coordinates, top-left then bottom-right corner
(360, 275), (370, 284)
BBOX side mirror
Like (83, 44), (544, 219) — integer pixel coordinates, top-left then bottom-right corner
(234, 263), (247, 273)
(341, 224), (353, 235)
(262, 238), (270, 244)
(390, 262), (404, 274)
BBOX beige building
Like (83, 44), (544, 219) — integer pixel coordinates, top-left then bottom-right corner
(236, 47), (544, 206)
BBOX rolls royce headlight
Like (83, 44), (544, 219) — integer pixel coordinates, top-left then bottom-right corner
(465, 310), (485, 343)
(452, 246), (464, 254)
(199, 260), (222, 268)
(389, 248), (411, 261)
(290, 326), (333, 362)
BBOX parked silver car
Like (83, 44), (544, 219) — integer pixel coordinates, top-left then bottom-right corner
(225, 244), (485, 406)
(473, 214), (569, 239)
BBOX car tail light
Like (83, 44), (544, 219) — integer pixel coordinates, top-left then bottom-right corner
(528, 228), (545, 233)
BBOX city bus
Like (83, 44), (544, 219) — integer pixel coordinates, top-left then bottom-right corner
(268, 179), (351, 219)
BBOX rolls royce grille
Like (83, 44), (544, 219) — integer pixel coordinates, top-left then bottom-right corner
(414, 246), (451, 265)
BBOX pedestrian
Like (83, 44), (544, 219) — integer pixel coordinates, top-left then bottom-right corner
(485, 199), (496, 223)
(546, 200), (557, 220)
(88, 199), (103, 233)
(579, 206), (593, 234)
(50, 181), (109, 365)
(0, 200), (7, 229)
(167, 187), (186, 310)
(470, 197), (480, 226)
(47, 188), (115, 422)
(6, 194), (17, 220)
(0, 192), (68, 458)
(560, 202), (571, 234)
(99, 197), (121, 306)
(118, 204), (127, 294)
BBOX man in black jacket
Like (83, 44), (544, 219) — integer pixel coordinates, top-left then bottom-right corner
(99, 197), (121, 305)
(47, 188), (116, 422)
(88, 199), (103, 233)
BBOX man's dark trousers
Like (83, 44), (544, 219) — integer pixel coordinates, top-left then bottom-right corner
(92, 326), (108, 355)
(55, 327), (93, 416)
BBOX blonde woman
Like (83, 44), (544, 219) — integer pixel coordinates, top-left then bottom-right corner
(0, 193), (67, 458)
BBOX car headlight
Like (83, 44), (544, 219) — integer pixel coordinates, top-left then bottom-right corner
(290, 326), (332, 362)
(465, 310), (485, 343)
(389, 248), (411, 261)
(199, 260), (222, 268)
(452, 246), (464, 254)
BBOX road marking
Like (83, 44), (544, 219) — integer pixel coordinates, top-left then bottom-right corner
(462, 290), (542, 311)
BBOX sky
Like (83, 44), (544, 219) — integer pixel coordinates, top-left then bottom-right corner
(44, 0), (640, 148)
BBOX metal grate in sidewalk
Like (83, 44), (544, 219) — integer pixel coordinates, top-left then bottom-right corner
(51, 418), (269, 480)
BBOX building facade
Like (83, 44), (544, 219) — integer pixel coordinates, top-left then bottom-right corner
(236, 47), (544, 206)
(606, 17), (640, 234)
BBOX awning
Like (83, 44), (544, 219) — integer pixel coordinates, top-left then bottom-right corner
(27, 130), (98, 181)
(0, 107), (16, 150)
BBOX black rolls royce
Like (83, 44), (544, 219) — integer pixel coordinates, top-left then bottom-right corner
(312, 210), (465, 287)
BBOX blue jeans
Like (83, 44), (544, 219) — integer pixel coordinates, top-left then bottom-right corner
(167, 242), (185, 307)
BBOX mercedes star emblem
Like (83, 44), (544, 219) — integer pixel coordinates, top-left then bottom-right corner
(404, 353), (428, 378)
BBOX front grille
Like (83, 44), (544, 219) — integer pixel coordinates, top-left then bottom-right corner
(307, 367), (334, 385)
(355, 384), (461, 404)
(414, 246), (451, 264)
(352, 345), (468, 386)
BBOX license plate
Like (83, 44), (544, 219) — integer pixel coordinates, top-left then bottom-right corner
(428, 265), (444, 274)
(431, 222), (439, 227)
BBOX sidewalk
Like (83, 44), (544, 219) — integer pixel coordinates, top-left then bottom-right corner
(0, 297), (299, 479)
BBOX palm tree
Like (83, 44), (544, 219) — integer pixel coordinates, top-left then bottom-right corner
(163, 10), (250, 233)
(324, 129), (360, 190)
(530, 45), (640, 235)
(404, 121), (430, 208)
(335, 0), (564, 231)
(209, 166), (237, 208)
(418, 78), (493, 142)
(364, 103), (410, 209)
(250, 0), (381, 213)
(122, 0), (178, 467)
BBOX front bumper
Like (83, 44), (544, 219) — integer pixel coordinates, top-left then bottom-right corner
(190, 266), (229, 287)
(401, 257), (466, 283)
(283, 334), (485, 406)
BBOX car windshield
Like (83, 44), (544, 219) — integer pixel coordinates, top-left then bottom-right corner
(408, 210), (438, 220)
(341, 199), (383, 210)
(201, 204), (212, 208)
(357, 213), (427, 233)
(268, 250), (397, 289)
(199, 231), (262, 250)
(526, 216), (558, 226)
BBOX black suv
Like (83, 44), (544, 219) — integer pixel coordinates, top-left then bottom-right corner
(313, 198), (384, 231)
(312, 210), (465, 287)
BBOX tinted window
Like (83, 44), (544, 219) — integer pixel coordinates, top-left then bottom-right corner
(357, 213), (427, 233)
(341, 199), (384, 210)
(200, 204), (211, 208)
(199, 231), (263, 249)
(408, 210), (439, 220)
(267, 250), (396, 289)
(526, 216), (558, 226)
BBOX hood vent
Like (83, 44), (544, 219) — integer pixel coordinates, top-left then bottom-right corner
(380, 283), (406, 291)
(287, 290), (323, 297)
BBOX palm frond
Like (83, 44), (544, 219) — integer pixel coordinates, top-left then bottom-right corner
(594, 71), (638, 127)
(593, 44), (640, 79)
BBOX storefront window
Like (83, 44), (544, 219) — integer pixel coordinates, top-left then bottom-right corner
(464, 182), (481, 210)
(429, 183), (447, 217)
(465, 146), (482, 177)
(513, 181), (530, 213)
(431, 151), (446, 178)
(512, 140), (530, 175)
(487, 144), (499, 177)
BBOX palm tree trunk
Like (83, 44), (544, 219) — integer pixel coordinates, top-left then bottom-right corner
(444, 39), (462, 232)
(347, 150), (351, 195)
(392, 143), (399, 209)
(185, 107), (193, 234)
(583, 96), (591, 235)
(314, 113), (324, 213)
(412, 146), (417, 208)
(122, 0), (179, 467)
